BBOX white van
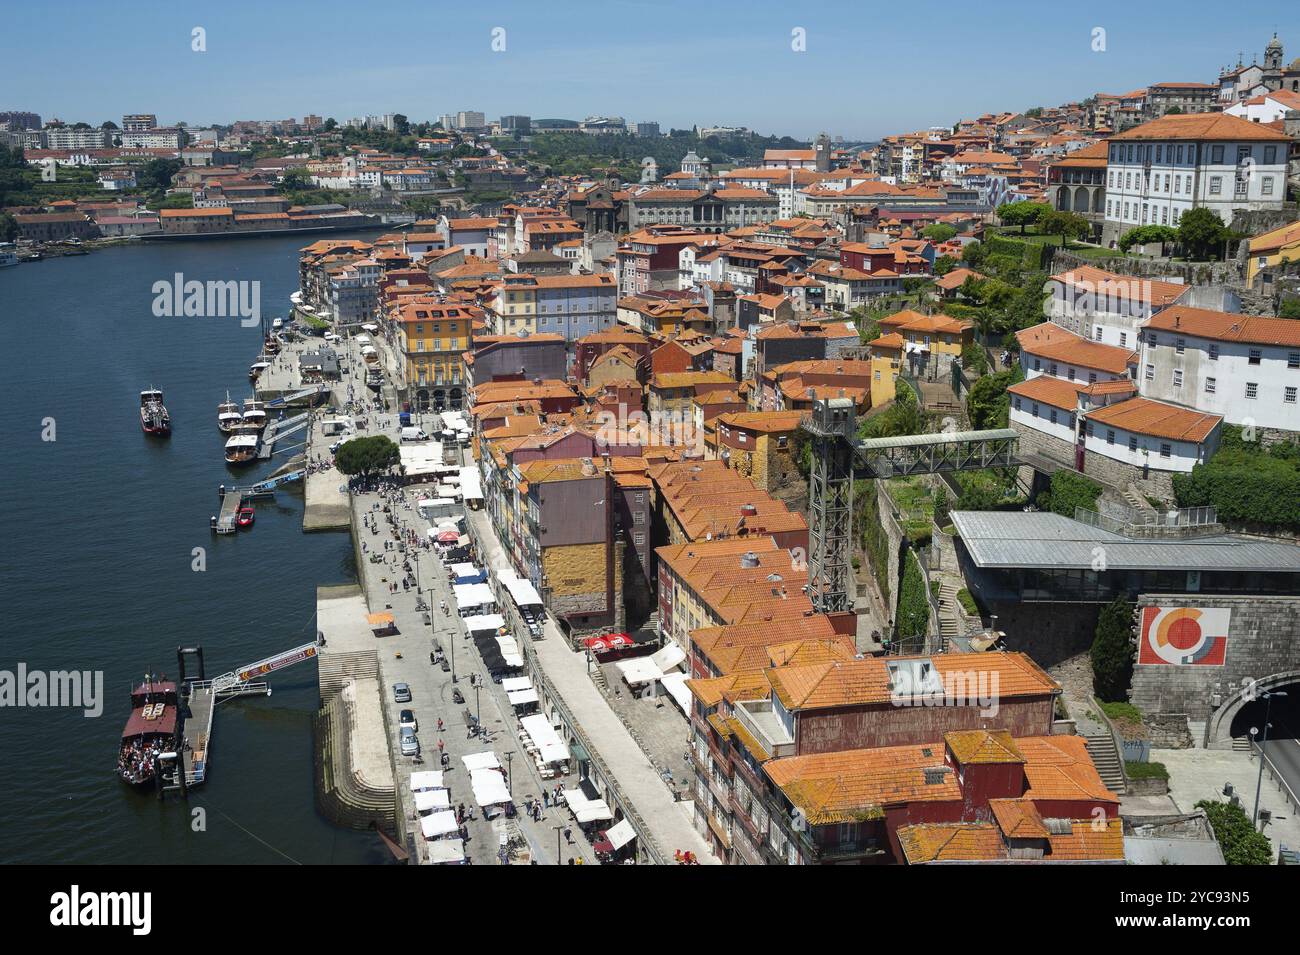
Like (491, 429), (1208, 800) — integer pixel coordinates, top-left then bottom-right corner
(400, 427), (429, 442)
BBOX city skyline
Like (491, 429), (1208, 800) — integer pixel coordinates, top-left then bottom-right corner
(3, 1), (1296, 139)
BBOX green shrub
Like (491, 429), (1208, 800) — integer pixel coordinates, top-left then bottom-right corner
(1173, 427), (1300, 530)
(1101, 701), (1143, 725)
(1041, 470), (1101, 518)
(1195, 800), (1273, 865)
(957, 588), (979, 616)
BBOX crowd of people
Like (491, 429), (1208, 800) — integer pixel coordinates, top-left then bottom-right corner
(118, 737), (165, 783)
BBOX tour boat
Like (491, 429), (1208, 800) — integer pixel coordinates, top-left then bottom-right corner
(217, 392), (242, 433)
(0, 246), (18, 268)
(224, 432), (259, 466)
(139, 389), (171, 436)
(117, 677), (178, 788)
(249, 360), (270, 382)
(240, 404), (268, 432)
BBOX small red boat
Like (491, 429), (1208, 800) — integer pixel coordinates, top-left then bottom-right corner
(118, 677), (178, 787)
(140, 389), (171, 436)
(236, 505), (255, 529)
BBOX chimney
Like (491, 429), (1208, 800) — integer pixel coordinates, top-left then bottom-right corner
(740, 551), (760, 568)
(740, 503), (758, 516)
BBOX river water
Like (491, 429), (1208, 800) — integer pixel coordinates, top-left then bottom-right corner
(0, 235), (387, 864)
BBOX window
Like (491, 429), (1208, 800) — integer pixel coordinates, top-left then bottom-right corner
(1050, 408), (1058, 425)
(1246, 382), (1258, 399)
(1173, 369), (1183, 387)
(1119, 332), (1127, 348)
(1031, 402), (1040, 417)
(1129, 436), (1138, 451)
(1249, 348), (1261, 365)
(1049, 363), (1059, 377)
(1208, 343), (1219, 361)
(1209, 176), (1222, 195)
(1144, 363), (1154, 380)
(1106, 429), (1115, 445)
(1094, 326), (1103, 341)
(1013, 397), (1022, 411)
(1160, 443), (1172, 458)
(1176, 338), (1185, 354)
(1206, 377), (1216, 394)
(1289, 353), (1300, 369)
(1262, 176), (1274, 196)
(1211, 145), (1224, 163)
(1089, 372), (1098, 383)
(1265, 146), (1277, 165)
(1287, 387), (1298, 405)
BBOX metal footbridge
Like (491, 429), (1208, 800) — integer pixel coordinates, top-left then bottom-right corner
(802, 398), (1019, 615)
(257, 411), (312, 459)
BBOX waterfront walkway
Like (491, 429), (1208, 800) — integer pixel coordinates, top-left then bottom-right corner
(465, 506), (715, 864)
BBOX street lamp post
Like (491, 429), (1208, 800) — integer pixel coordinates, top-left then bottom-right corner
(1252, 690), (1287, 830)
(552, 823), (564, 866)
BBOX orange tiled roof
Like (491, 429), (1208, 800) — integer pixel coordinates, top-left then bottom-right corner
(1084, 395), (1221, 443)
(1144, 306), (1300, 348)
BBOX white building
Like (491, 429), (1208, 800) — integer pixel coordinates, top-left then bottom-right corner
(1046, 264), (1190, 349)
(1138, 305), (1300, 433)
(1101, 113), (1290, 247)
(1225, 88), (1300, 124)
(121, 127), (186, 149)
(44, 126), (109, 150)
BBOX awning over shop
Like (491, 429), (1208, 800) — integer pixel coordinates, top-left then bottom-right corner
(507, 688), (539, 706)
(420, 810), (459, 839)
(520, 713), (570, 764)
(470, 768), (511, 807)
(427, 839), (465, 864)
(575, 801), (613, 824)
(450, 562), (486, 583)
(414, 789), (451, 812)
(458, 466), (483, 501)
(496, 635), (524, 668)
(409, 771), (444, 792)
(366, 612), (395, 626)
(605, 818), (636, 851)
(461, 751), (500, 772)
(659, 672), (692, 714)
(585, 633), (634, 654)
(463, 613), (505, 634)
(501, 677), (532, 693)
(453, 583), (495, 609)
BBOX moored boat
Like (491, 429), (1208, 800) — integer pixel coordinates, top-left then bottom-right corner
(118, 677), (178, 787)
(217, 392), (241, 433)
(140, 388), (171, 436)
(224, 432), (259, 466)
(249, 359), (270, 382)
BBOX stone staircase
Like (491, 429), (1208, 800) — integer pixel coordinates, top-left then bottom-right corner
(315, 650), (398, 833)
(1232, 735), (1252, 753)
(1084, 732), (1127, 795)
(936, 578), (962, 643)
(1123, 484), (1158, 518)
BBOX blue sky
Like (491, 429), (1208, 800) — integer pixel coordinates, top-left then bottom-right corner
(3, 1), (1295, 140)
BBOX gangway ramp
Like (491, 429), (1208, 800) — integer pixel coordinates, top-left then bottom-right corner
(258, 412), (310, 459)
(264, 384), (328, 409)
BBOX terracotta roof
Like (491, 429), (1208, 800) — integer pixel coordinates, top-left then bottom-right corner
(1084, 396), (1221, 443)
(1049, 266), (1188, 307)
(1143, 306), (1300, 348)
(715, 411), (804, 433)
(1110, 112), (1290, 142)
(1248, 219), (1300, 255)
(1019, 324), (1137, 375)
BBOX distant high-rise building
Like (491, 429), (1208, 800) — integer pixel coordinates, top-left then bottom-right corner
(46, 126), (110, 149)
(303, 114), (323, 130)
(0, 111), (42, 131)
(456, 110), (485, 130)
(634, 122), (660, 138)
(122, 113), (157, 132)
(500, 115), (531, 134)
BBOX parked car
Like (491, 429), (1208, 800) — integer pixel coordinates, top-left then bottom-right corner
(399, 726), (420, 757)
(399, 709), (418, 732)
(393, 682), (412, 703)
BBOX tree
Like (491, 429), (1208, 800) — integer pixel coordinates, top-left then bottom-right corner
(965, 366), (1020, 429)
(136, 157), (182, 193)
(1194, 800), (1272, 865)
(1178, 207), (1227, 261)
(997, 201), (1049, 235)
(280, 167), (312, 191)
(323, 118), (338, 131)
(334, 435), (400, 479)
(0, 211), (16, 243)
(921, 223), (957, 243)
(1039, 209), (1090, 243)
(933, 254), (956, 276)
(392, 113), (410, 136)
(1090, 597), (1135, 702)
(1118, 225), (1178, 254)
(961, 240), (986, 268)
